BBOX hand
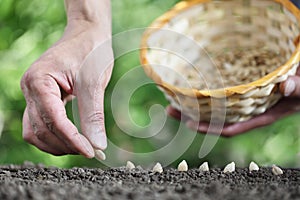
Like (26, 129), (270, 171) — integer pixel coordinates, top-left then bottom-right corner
(20, 0), (113, 158)
(167, 67), (300, 137)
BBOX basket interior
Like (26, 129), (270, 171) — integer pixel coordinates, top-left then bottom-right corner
(145, 0), (300, 90)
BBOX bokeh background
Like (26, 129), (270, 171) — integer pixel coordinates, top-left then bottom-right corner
(0, 0), (300, 168)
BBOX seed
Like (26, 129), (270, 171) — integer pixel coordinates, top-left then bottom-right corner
(223, 62), (232, 70)
(177, 160), (188, 172)
(179, 48), (283, 90)
(199, 162), (209, 172)
(152, 162), (163, 173)
(272, 165), (283, 175)
(249, 161), (259, 172)
(223, 162), (235, 173)
(126, 161), (135, 170)
(78, 168), (85, 174)
(94, 149), (106, 161)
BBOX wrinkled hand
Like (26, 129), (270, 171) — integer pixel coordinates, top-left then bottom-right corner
(21, 22), (113, 158)
(167, 67), (300, 137)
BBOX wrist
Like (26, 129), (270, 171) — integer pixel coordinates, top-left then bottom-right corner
(64, 0), (112, 41)
(65, 0), (111, 23)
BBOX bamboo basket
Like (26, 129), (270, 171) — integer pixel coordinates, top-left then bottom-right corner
(140, 0), (300, 123)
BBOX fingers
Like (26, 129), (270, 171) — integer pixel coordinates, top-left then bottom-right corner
(35, 78), (95, 158)
(26, 103), (75, 154)
(280, 76), (300, 97)
(76, 43), (114, 151)
(22, 107), (66, 156)
(280, 66), (300, 97)
(186, 114), (274, 137)
(22, 70), (95, 158)
(168, 67), (300, 137)
(166, 105), (248, 136)
(167, 105), (275, 137)
(77, 87), (107, 150)
(185, 97), (300, 136)
(166, 106), (190, 122)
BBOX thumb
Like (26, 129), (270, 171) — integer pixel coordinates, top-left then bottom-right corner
(76, 41), (114, 151)
(280, 76), (300, 98)
(77, 89), (108, 150)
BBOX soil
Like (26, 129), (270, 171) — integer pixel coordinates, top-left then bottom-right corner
(1, 162), (300, 200)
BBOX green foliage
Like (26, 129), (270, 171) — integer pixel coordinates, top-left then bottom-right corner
(0, 0), (300, 168)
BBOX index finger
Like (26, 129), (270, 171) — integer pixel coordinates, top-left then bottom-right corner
(31, 75), (95, 158)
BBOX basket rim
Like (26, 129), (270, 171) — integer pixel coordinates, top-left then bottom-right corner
(140, 0), (300, 98)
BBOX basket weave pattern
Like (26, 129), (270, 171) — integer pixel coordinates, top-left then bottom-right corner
(140, 0), (300, 122)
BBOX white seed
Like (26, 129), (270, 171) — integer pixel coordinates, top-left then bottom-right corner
(177, 160), (188, 172)
(223, 62), (232, 70)
(249, 161), (259, 172)
(152, 162), (163, 173)
(223, 162), (235, 173)
(94, 149), (106, 161)
(272, 165), (283, 175)
(182, 48), (281, 90)
(199, 162), (209, 172)
(126, 161), (135, 170)
(78, 168), (85, 174)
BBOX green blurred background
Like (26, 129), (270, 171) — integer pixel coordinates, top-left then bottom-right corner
(0, 0), (300, 169)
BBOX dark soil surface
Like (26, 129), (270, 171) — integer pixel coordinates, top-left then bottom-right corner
(1, 162), (300, 200)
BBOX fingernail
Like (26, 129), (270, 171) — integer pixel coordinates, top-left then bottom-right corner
(84, 123), (108, 150)
(94, 149), (106, 161)
(284, 79), (296, 96)
(90, 129), (107, 150)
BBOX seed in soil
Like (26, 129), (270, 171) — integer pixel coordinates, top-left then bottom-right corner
(249, 161), (259, 172)
(126, 161), (135, 170)
(272, 164), (283, 175)
(223, 162), (235, 173)
(177, 160), (188, 172)
(94, 149), (106, 161)
(2, 163), (300, 200)
(152, 162), (163, 173)
(199, 162), (209, 172)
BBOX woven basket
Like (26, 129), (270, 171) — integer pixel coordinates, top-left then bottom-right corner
(140, 0), (300, 123)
